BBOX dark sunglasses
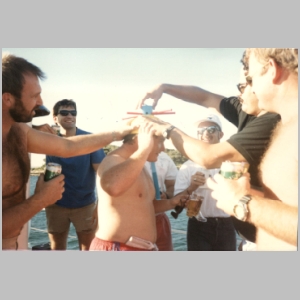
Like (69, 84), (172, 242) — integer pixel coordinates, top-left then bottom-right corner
(58, 110), (77, 116)
(197, 126), (219, 135)
(237, 83), (247, 94)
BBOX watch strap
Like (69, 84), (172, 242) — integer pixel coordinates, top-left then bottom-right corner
(164, 125), (176, 139)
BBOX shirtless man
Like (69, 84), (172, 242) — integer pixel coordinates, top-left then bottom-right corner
(207, 48), (298, 251)
(2, 54), (137, 250)
(89, 120), (188, 251)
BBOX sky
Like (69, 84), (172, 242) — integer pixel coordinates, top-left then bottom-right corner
(3, 48), (245, 167)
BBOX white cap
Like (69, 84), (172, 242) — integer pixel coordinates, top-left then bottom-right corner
(194, 113), (222, 130)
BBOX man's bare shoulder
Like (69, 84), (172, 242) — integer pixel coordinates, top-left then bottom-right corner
(98, 148), (126, 173)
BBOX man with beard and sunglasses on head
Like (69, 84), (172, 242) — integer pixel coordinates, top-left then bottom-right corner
(137, 51), (281, 250)
(2, 54), (138, 250)
(45, 99), (106, 251)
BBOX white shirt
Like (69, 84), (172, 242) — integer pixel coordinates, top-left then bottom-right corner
(174, 160), (230, 218)
(145, 152), (178, 193)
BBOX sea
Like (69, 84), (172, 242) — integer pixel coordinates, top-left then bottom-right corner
(28, 175), (242, 251)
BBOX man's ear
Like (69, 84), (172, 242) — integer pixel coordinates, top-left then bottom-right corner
(218, 131), (224, 139)
(269, 58), (284, 84)
(53, 115), (58, 124)
(2, 93), (14, 108)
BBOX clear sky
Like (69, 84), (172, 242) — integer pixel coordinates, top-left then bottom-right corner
(3, 48), (245, 167)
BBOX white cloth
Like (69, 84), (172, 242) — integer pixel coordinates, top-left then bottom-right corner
(145, 152), (178, 192)
(174, 160), (230, 218)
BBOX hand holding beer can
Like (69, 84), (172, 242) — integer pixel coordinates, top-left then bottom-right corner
(219, 161), (249, 180)
(44, 163), (62, 181)
(51, 124), (60, 135)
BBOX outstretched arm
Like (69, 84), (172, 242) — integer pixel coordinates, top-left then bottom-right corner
(143, 117), (246, 168)
(137, 84), (224, 112)
(24, 120), (139, 157)
(153, 192), (189, 214)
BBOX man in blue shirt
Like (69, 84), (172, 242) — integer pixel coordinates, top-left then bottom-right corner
(46, 99), (105, 250)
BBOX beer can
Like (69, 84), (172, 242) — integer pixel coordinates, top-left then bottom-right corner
(51, 124), (60, 135)
(44, 163), (62, 181)
(219, 161), (249, 180)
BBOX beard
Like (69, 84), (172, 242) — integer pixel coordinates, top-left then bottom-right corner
(9, 98), (35, 123)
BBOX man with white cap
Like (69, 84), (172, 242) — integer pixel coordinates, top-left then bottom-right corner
(174, 113), (236, 251)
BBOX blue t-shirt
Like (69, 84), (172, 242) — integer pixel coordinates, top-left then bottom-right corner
(46, 128), (106, 208)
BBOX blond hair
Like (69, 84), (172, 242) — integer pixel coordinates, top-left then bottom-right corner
(246, 48), (298, 74)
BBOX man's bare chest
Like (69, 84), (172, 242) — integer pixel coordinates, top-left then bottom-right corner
(2, 129), (30, 205)
(261, 123), (298, 205)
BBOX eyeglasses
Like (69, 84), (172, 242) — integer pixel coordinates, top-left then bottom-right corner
(197, 126), (219, 135)
(246, 63), (269, 85)
(58, 110), (77, 116)
(237, 83), (247, 94)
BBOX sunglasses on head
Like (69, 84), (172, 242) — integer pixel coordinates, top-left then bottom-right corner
(237, 83), (247, 94)
(58, 110), (77, 116)
(197, 126), (219, 135)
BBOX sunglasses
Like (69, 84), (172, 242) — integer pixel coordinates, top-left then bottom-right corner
(58, 110), (77, 116)
(197, 126), (219, 135)
(237, 83), (247, 94)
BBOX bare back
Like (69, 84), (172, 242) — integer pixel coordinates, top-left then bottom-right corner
(258, 119), (298, 250)
(95, 149), (157, 244)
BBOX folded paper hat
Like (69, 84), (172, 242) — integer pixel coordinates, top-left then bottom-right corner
(194, 113), (222, 130)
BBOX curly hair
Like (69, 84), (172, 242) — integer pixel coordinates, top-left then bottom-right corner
(2, 53), (46, 100)
(246, 48), (298, 74)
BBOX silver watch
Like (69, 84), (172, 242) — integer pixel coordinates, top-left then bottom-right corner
(233, 195), (252, 221)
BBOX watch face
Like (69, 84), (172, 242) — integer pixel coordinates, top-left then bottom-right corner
(234, 204), (246, 220)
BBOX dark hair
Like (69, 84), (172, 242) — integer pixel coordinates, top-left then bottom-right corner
(53, 99), (77, 116)
(123, 134), (137, 144)
(2, 53), (46, 100)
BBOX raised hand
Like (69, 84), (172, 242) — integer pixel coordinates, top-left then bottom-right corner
(136, 85), (164, 110)
(207, 173), (250, 215)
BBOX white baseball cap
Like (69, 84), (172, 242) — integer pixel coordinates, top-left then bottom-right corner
(194, 113), (222, 130)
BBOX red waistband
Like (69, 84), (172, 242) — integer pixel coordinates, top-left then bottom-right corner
(90, 237), (155, 251)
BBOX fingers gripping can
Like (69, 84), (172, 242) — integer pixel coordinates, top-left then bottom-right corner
(51, 124), (60, 135)
(220, 161), (249, 180)
(44, 163), (62, 181)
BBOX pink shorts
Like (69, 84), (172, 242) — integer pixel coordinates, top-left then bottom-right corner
(155, 212), (173, 251)
(89, 237), (155, 251)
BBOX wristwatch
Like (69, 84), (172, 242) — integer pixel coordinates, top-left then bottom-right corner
(163, 125), (176, 139)
(233, 195), (252, 221)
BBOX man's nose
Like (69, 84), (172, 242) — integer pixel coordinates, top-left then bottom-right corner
(37, 95), (43, 106)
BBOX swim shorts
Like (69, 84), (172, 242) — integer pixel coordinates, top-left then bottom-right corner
(89, 237), (156, 251)
(155, 212), (173, 251)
